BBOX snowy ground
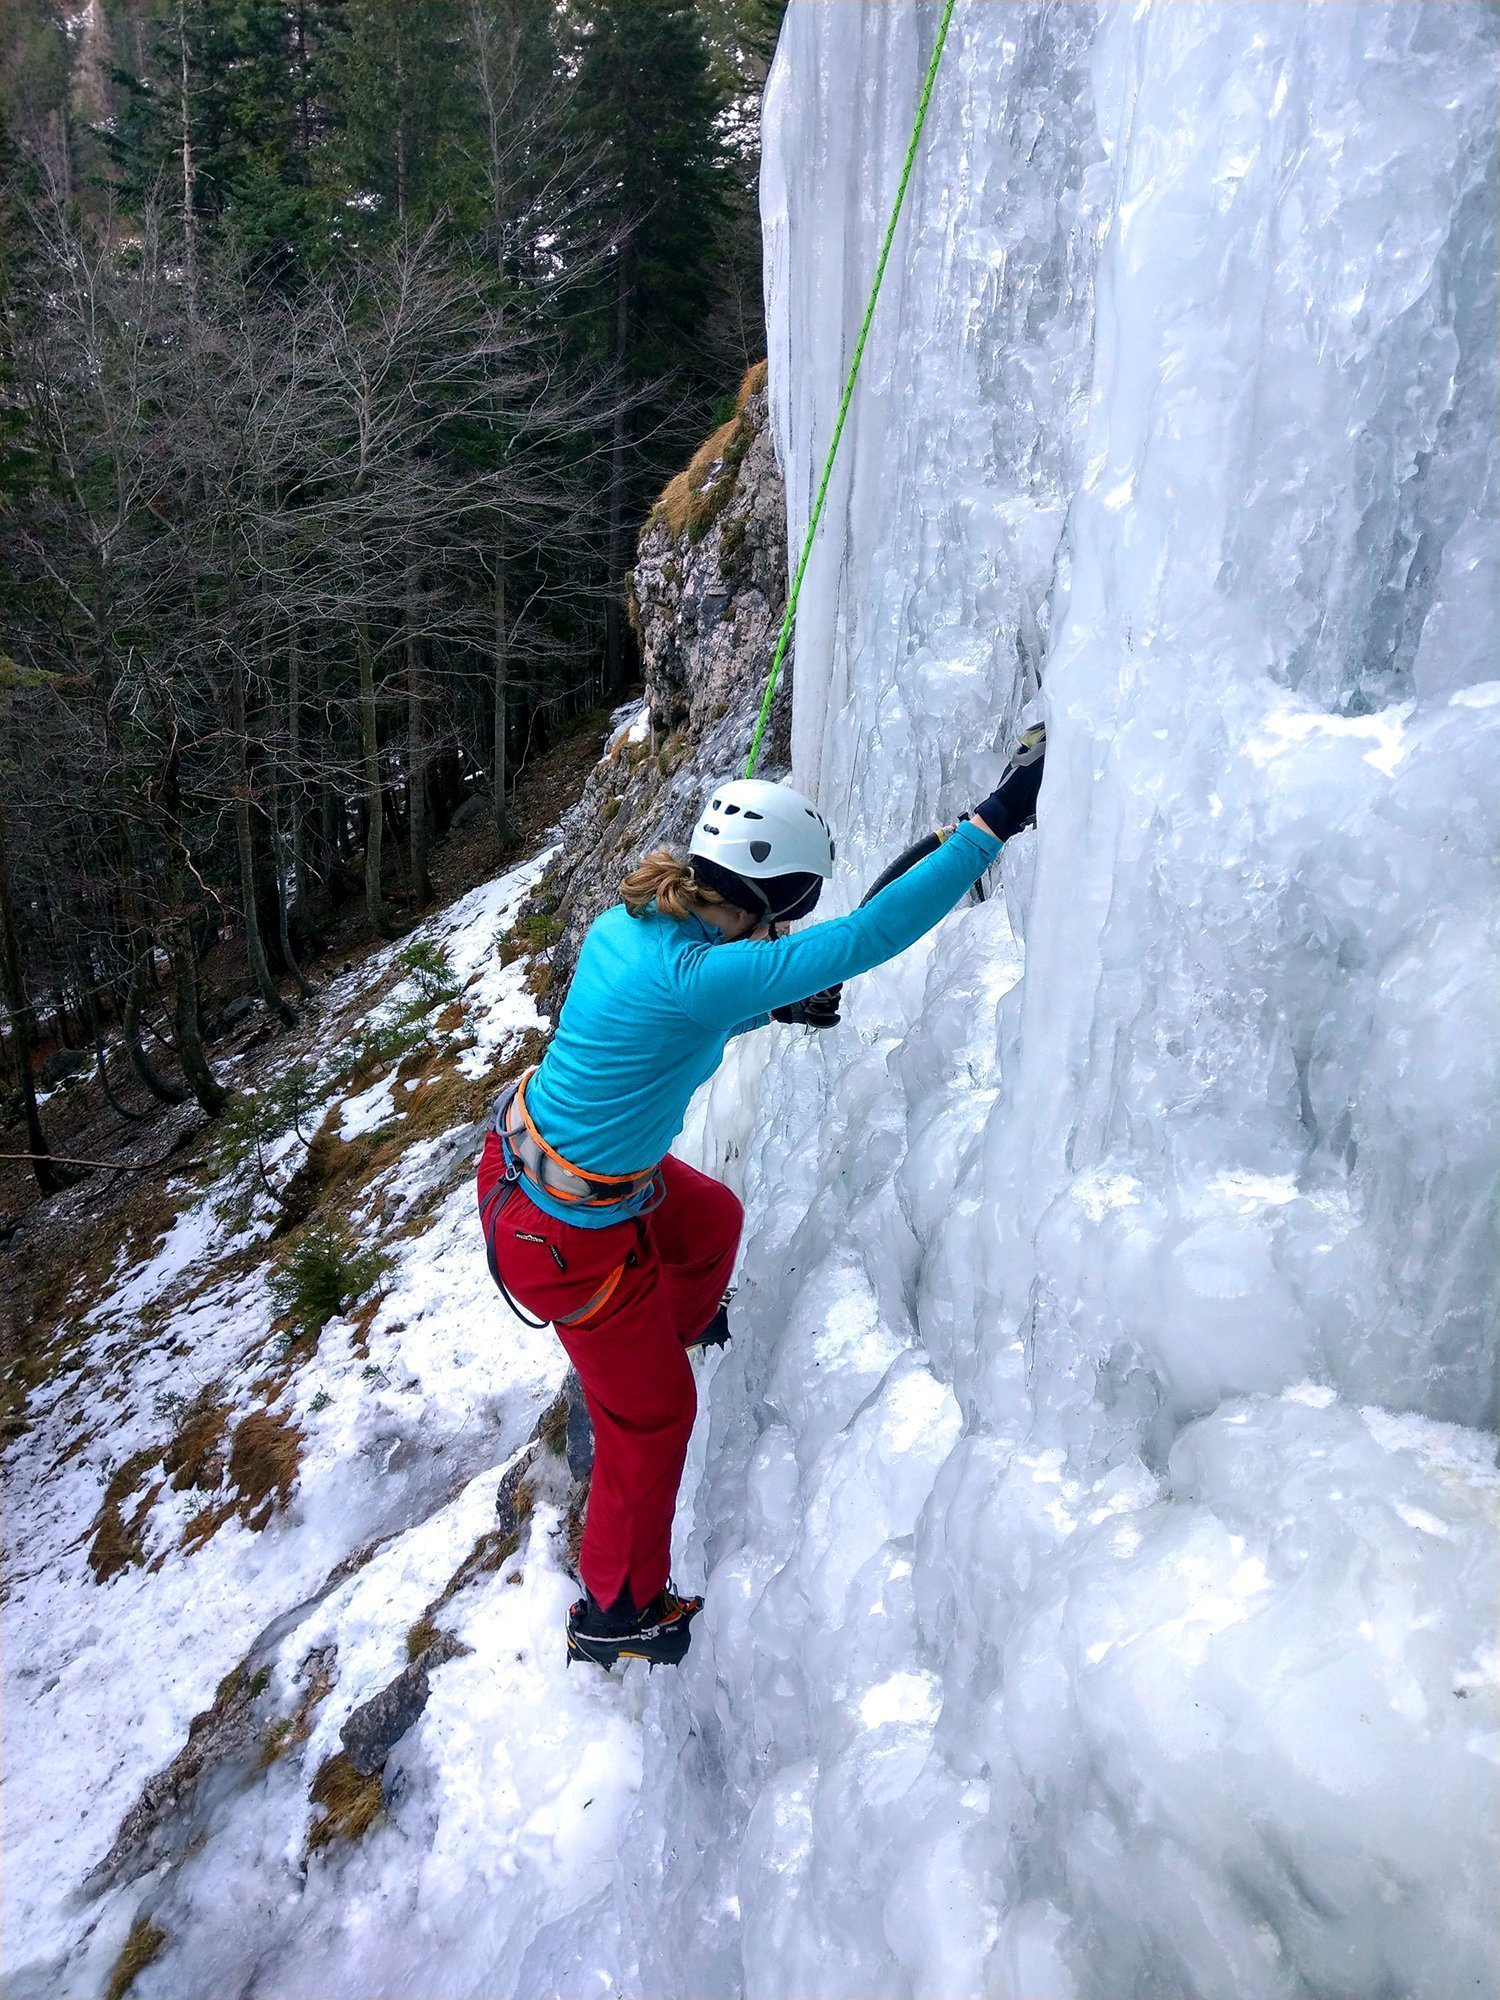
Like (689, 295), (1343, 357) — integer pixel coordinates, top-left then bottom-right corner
(1, 849), (676, 1998)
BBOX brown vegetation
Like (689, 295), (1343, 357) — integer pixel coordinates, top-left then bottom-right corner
(306, 1750), (384, 1853)
(179, 1403), (303, 1551)
(538, 1394), (569, 1458)
(651, 362), (766, 543)
(104, 1917), (167, 2000)
(405, 1613), (442, 1661)
(88, 1450), (162, 1582)
(227, 1407), (303, 1520)
(161, 1387), (230, 1492)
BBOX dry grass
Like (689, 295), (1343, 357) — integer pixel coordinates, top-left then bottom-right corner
(523, 957), (553, 1004)
(439, 1525), (522, 1605)
(161, 1387), (230, 1492)
(31, 1172), (184, 1341)
(297, 1027), (526, 1225)
(409, 1508), (527, 1642)
(405, 1613), (441, 1661)
(228, 1406), (302, 1519)
(306, 1750), (383, 1853)
(4, 1165), (189, 1451)
(87, 1449), (162, 1582)
(656, 727), (688, 777)
(180, 1403), (303, 1551)
(104, 1916), (167, 2000)
(650, 362), (767, 544)
(653, 419), (741, 541)
(538, 1393), (569, 1458)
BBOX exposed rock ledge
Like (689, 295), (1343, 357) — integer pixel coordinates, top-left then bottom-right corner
(535, 363), (791, 998)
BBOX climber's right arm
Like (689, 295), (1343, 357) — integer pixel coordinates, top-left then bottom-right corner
(672, 817), (1002, 1031)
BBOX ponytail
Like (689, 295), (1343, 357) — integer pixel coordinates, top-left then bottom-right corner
(621, 847), (734, 923)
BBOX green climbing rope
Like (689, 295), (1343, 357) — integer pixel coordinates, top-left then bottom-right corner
(744, 0), (960, 780)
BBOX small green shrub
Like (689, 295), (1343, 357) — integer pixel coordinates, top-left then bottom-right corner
(719, 511), (750, 581)
(334, 1016), (425, 1087)
(515, 913), (561, 950)
(269, 1226), (388, 1340)
(209, 1065), (319, 1194)
(397, 939), (460, 1007)
(556, 703), (610, 743)
(498, 910), (563, 968)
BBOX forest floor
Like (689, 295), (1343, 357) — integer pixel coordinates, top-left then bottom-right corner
(0, 711), (609, 1405)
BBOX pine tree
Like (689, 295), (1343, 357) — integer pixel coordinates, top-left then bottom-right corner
(318, 0), (468, 235)
(565, 0), (732, 689)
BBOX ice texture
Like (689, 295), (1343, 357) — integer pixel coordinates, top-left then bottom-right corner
(611, 5), (1498, 1997)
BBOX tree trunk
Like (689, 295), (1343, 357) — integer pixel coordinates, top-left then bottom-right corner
(175, 0), (199, 320)
(230, 655), (293, 1022)
(123, 939), (187, 1104)
(83, 978), (149, 1123)
(168, 916), (227, 1115)
(604, 240), (631, 694)
(160, 750), (226, 1116)
(406, 577), (432, 908)
(287, 626), (324, 953)
(491, 541), (519, 846)
(0, 805), (67, 1193)
(357, 615), (392, 937)
(271, 806), (314, 1001)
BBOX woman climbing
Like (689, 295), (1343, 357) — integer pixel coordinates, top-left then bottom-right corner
(476, 727), (1045, 1671)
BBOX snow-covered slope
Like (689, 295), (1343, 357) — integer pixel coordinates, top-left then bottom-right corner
(4, 7), (1496, 1999)
(0, 864), (601, 1998)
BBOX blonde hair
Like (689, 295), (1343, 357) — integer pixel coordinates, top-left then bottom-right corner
(621, 847), (736, 922)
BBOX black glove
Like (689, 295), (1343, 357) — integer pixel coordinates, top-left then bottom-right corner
(972, 724), (1046, 840)
(772, 984), (842, 1030)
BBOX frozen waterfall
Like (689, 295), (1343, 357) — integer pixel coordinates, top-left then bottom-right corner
(6, 7), (1494, 1999)
(590, 6), (1500, 1998)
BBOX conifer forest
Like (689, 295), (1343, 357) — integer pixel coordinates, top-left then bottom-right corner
(0, 0), (781, 1166)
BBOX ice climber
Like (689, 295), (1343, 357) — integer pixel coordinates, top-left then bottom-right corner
(476, 728), (1046, 1670)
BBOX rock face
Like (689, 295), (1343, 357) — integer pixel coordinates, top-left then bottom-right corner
(537, 366), (791, 996)
(339, 1661), (431, 1777)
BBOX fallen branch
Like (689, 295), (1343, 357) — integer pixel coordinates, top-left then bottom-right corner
(0, 1147), (182, 1174)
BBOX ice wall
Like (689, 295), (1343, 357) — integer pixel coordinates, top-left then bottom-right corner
(581, 6), (1500, 1998)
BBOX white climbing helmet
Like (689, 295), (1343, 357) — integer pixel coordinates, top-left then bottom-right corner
(689, 778), (835, 920)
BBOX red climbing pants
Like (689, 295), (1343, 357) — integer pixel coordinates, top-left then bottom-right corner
(477, 1139), (742, 1611)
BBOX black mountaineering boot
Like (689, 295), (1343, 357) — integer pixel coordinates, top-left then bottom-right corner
(684, 1289), (734, 1356)
(566, 1586), (704, 1672)
(685, 1303), (730, 1355)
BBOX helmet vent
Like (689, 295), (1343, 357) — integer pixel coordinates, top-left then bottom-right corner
(743, 809), (764, 821)
(723, 803), (740, 814)
(749, 839), (772, 863)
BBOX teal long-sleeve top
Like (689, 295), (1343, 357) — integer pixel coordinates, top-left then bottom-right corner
(519, 816), (1002, 1226)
